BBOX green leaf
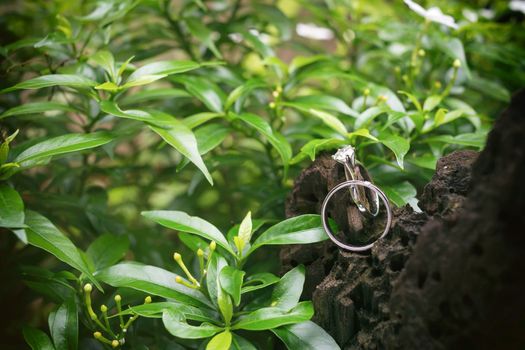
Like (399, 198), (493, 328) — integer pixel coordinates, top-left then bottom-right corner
(48, 298), (77, 350)
(207, 254), (228, 308)
(120, 302), (218, 322)
(406, 155), (437, 170)
(287, 95), (359, 117)
(0, 184), (25, 228)
(23, 326), (55, 350)
(141, 211), (234, 256)
(272, 321), (341, 350)
(94, 81), (120, 92)
(162, 309), (222, 339)
(126, 60), (200, 85)
(225, 80), (266, 111)
(2, 74), (97, 93)
(248, 215), (327, 256)
(121, 74), (167, 89)
(468, 74), (510, 102)
(424, 133), (486, 148)
(217, 274), (233, 325)
(149, 112), (213, 185)
(242, 273), (280, 293)
(381, 181), (417, 207)
(206, 330), (232, 350)
(194, 123), (229, 155)
(271, 265), (305, 310)
(237, 211), (252, 245)
(95, 262), (213, 308)
(231, 333), (257, 350)
(355, 106), (386, 130)
(0, 102), (76, 120)
(91, 50), (116, 81)
(232, 301), (313, 331)
(377, 132), (410, 168)
(307, 109), (348, 136)
(86, 234), (129, 271)
(121, 88), (190, 105)
(219, 266), (245, 306)
(398, 91), (422, 112)
(15, 132), (113, 167)
(234, 113), (292, 174)
(348, 128), (378, 142)
(102, 102), (213, 183)
(183, 112), (223, 129)
(423, 95), (442, 112)
(173, 76), (226, 113)
(23, 211), (101, 290)
(291, 138), (346, 164)
(99, 100), (168, 127)
(185, 18), (222, 59)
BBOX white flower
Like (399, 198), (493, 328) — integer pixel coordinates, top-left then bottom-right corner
(296, 23), (334, 40)
(510, 1), (525, 15)
(403, 0), (459, 29)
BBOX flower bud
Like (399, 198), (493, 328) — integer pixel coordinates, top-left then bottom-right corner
(453, 59), (461, 68)
(197, 248), (204, 257)
(363, 88), (370, 96)
(112, 340), (119, 348)
(114, 294), (121, 302)
(272, 90), (279, 98)
(269, 102), (276, 109)
(175, 276), (183, 283)
(100, 304), (108, 313)
(276, 86), (283, 93)
(434, 81), (442, 89)
(173, 252), (182, 262)
(378, 95), (388, 102)
(94, 331), (102, 339)
(418, 49), (425, 57)
(144, 296), (152, 304)
(394, 67), (401, 74)
(210, 241), (216, 251)
(84, 284), (92, 293)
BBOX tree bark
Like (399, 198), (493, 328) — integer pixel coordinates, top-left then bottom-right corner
(281, 90), (525, 349)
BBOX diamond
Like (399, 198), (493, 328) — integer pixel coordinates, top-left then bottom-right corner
(332, 145), (356, 164)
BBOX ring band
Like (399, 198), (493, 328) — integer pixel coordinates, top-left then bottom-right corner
(321, 180), (392, 252)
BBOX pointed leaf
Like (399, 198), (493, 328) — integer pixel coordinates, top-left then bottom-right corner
(173, 76), (225, 113)
(86, 234), (129, 271)
(162, 309), (222, 339)
(23, 211), (101, 290)
(248, 215), (327, 256)
(242, 273), (280, 294)
(234, 113), (291, 173)
(272, 321), (341, 350)
(48, 298), (78, 350)
(206, 330), (232, 350)
(15, 132), (113, 167)
(95, 262), (213, 308)
(2, 74), (97, 93)
(378, 132), (410, 168)
(232, 302), (313, 331)
(1, 102), (76, 120)
(219, 266), (245, 306)
(271, 265), (305, 310)
(126, 60), (200, 85)
(0, 184), (25, 228)
(141, 211), (233, 255)
(23, 327), (54, 350)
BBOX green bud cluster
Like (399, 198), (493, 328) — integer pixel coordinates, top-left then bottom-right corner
(83, 284), (152, 349)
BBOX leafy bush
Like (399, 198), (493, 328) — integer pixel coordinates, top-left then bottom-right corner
(0, 0), (523, 349)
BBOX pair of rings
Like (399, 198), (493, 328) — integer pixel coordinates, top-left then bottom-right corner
(321, 146), (392, 252)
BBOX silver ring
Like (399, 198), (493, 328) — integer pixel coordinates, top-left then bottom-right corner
(321, 180), (392, 252)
